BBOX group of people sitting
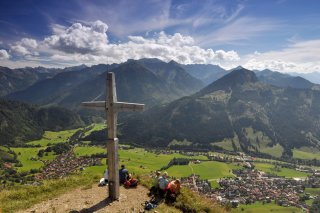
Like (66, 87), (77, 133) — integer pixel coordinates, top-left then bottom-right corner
(99, 164), (138, 188)
(150, 171), (181, 202)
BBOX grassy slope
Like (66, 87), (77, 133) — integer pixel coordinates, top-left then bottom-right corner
(259, 143), (284, 158)
(27, 129), (80, 147)
(0, 174), (99, 213)
(83, 123), (106, 137)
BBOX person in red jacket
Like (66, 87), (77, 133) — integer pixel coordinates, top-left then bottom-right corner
(166, 179), (181, 202)
(124, 173), (138, 188)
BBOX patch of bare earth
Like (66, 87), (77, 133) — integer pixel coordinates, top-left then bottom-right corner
(19, 185), (150, 213)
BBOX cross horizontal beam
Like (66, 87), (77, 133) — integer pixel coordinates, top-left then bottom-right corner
(114, 102), (144, 112)
(81, 101), (144, 112)
(81, 101), (106, 109)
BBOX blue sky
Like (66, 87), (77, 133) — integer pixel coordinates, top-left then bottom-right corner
(0, 0), (319, 72)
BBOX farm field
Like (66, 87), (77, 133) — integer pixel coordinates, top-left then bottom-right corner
(11, 147), (44, 172)
(74, 146), (106, 157)
(305, 187), (320, 196)
(293, 149), (320, 160)
(232, 201), (303, 213)
(119, 148), (208, 175)
(254, 163), (309, 178)
(167, 161), (240, 180)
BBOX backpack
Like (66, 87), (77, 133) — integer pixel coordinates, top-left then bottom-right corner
(144, 201), (157, 210)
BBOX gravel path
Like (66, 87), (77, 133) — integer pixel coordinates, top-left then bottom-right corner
(19, 184), (150, 213)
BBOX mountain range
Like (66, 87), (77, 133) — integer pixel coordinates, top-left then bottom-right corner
(2, 58), (320, 157)
(6, 59), (204, 109)
(119, 68), (320, 158)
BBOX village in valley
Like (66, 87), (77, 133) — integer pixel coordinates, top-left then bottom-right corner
(1, 122), (320, 212)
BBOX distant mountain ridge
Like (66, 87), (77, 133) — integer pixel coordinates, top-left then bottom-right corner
(0, 65), (89, 97)
(6, 64), (115, 106)
(181, 63), (228, 85)
(120, 68), (320, 158)
(7, 59), (204, 109)
(256, 69), (315, 89)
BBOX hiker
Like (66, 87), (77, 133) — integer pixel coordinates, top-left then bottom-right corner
(149, 171), (161, 195)
(124, 173), (138, 188)
(119, 164), (129, 184)
(98, 168), (108, 186)
(166, 179), (181, 203)
(158, 171), (169, 197)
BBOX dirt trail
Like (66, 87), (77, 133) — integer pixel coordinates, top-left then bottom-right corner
(19, 184), (150, 213)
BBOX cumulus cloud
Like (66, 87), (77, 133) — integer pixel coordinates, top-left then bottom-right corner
(10, 38), (38, 56)
(0, 49), (10, 60)
(44, 20), (108, 54)
(2, 20), (240, 65)
(4, 20), (239, 67)
(43, 21), (239, 65)
(243, 39), (320, 73)
(21, 38), (38, 48)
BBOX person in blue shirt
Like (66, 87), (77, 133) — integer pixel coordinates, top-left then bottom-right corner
(119, 164), (129, 184)
(158, 171), (169, 197)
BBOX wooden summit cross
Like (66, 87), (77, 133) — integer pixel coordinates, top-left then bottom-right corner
(81, 72), (144, 200)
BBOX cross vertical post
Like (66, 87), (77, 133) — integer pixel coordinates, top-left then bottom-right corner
(106, 72), (119, 200)
(81, 72), (145, 201)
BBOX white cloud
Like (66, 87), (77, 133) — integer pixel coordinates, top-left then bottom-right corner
(44, 20), (108, 54)
(10, 38), (38, 56)
(3, 20), (240, 68)
(0, 49), (10, 60)
(43, 28), (240, 66)
(243, 39), (320, 73)
(10, 45), (30, 56)
(21, 38), (38, 49)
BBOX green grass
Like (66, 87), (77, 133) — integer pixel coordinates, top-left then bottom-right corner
(118, 148), (208, 175)
(11, 148), (44, 172)
(254, 163), (309, 178)
(293, 149), (320, 160)
(305, 199), (314, 206)
(0, 146), (15, 161)
(259, 143), (284, 158)
(27, 128), (81, 147)
(0, 146), (9, 151)
(213, 135), (241, 152)
(74, 147), (208, 177)
(305, 188), (320, 196)
(74, 146), (106, 157)
(83, 123), (106, 137)
(231, 201), (302, 213)
(0, 173), (99, 213)
(167, 161), (240, 181)
(214, 139), (234, 151)
(174, 188), (227, 213)
(41, 152), (56, 161)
